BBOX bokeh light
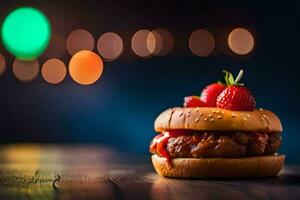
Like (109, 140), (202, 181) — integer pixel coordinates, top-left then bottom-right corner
(43, 33), (66, 58)
(69, 50), (103, 85)
(42, 58), (67, 84)
(146, 32), (157, 54)
(189, 29), (215, 57)
(2, 144), (41, 163)
(148, 28), (174, 56)
(1, 7), (51, 60)
(67, 29), (95, 55)
(131, 29), (153, 57)
(13, 59), (39, 82)
(0, 53), (6, 75)
(97, 32), (123, 61)
(228, 28), (254, 55)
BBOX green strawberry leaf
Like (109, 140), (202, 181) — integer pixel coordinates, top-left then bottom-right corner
(228, 73), (234, 85)
(222, 70), (233, 85)
(222, 69), (245, 86)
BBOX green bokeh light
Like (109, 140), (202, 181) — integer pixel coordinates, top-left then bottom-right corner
(1, 7), (51, 60)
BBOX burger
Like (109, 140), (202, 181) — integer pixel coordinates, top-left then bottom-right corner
(150, 70), (284, 178)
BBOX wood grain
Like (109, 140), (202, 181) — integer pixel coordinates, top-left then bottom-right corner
(0, 144), (299, 200)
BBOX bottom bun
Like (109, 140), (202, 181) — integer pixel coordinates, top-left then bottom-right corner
(151, 154), (285, 179)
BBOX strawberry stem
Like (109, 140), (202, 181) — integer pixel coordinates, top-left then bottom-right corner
(222, 69), (244, 86)
(234, 69), (244, 84)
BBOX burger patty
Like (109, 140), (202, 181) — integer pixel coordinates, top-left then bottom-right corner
(150, 131), (281, 158)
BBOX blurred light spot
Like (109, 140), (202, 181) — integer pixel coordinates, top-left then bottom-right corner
(228, 28), (254, 55)
(131, 29), (153, 57)
(43, 33), (66, 58)
(69, 50), (103, 85)
(13, 59), (39, 82)
(67, 29), (94, 55)
(149, 28), (174, 56)
(1, 7), (51, 60)
(189, 29), (215, 57)
(0, 53), (6, 75)
(146, 31), (157, 54)
(97, 32), (123, 61)
(3, 145), (41, 163)
(42, 58), (67, 84)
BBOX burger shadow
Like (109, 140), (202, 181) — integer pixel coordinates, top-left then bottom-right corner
(241, 167), (300, 186)
(146, 171), (300, 200)
(258, 174), (300, 186)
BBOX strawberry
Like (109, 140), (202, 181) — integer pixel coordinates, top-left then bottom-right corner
(183, 96), (206, 107)
(216, 70), (256, 111)
(216, 86), (255, 111)
(200, 83), (226, 107)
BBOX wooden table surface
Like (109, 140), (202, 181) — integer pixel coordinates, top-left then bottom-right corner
(0, 144), (299, 200)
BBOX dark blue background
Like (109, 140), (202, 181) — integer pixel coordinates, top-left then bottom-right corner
(0, 0), (299, 163)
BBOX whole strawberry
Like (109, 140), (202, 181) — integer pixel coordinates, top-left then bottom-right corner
(216, 70), (256, 111)
(200, 83), (226, 107)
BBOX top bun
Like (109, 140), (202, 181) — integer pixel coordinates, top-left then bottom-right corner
(154, 107), (282, 133)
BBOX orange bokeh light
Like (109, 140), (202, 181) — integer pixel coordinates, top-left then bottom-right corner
(150, 28), (174, 56)
(69, 50), (103, 85)
(97, 32), (123, 61)
(67, 29), (95, 55)
(13, 59), (39, 82)
(228, 28), (254, 55)
(189, 29), (215, 57)
(146, 32), (157, 54)
(0, 53), (6, 75)
(131, 29), (153, 57)
(42, 58), (67, 84)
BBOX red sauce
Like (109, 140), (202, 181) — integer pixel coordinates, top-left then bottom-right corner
(150, 130), (189, 165)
